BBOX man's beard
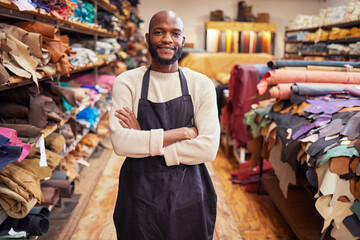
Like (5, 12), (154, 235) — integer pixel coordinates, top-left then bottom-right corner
(148, 38), (183, 65)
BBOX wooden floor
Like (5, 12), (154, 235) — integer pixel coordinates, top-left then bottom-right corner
(70, 148), (296, 240)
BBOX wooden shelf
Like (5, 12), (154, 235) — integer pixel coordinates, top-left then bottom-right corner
(0, 62), (109, 91)
(285, 19), (360, 33)
(206, 21), (276, 32)
(0, 4), (117, 37)
(260, 175), (323, 240)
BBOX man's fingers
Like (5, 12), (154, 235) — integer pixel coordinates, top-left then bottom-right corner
(116, 112), (131, 125)
(123, 107), (137, 121)
(118, 119), (129, 128)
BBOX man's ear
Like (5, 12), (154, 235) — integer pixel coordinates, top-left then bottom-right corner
(182, 36), (185, 46)
(145, 33), (149, 44)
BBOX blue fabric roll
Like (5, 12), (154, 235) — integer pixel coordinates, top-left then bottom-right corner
(268, 60), (360, 69)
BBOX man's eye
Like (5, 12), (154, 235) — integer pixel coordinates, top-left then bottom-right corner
(173, 32), (181, 37)
(154, 31), (162, 35)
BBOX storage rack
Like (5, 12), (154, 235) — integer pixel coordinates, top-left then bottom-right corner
(0, 0), (126, 237)
(284, 19), (360, 60)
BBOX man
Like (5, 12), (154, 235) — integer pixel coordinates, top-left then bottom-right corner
(109, 10), (220, 240)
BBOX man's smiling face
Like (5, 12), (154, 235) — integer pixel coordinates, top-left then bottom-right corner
(146, 11), (185, 65)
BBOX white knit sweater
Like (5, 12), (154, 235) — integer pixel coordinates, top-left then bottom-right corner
(109, 66), (220, 166)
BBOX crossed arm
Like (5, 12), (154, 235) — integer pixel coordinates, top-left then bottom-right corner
(115, 107), (198, 147)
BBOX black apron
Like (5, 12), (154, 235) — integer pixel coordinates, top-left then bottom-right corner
(113, 67), (217, 240)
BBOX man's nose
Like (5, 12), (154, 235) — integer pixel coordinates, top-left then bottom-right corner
(162, 32), (173, 43)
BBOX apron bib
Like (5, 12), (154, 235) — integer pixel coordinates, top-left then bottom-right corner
(113, 67), (217, 240)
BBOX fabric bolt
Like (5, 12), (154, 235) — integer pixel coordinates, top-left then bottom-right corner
(0, 103), (29, 118)
(291, 83), (357, 96)
(343, 214), (360, 237)
(268, 84), (293, 101)
(12, 157), (52, 181)
(257, 70), (360, 95)
(0, 163), (43, 202)
(268, 60), (360, 69)
(44, 132), (66, 154)
(0, 183), (37, 219)
(315, 195), (354, 232)
(41, 180), (74, 198)
(0, 135), (22, 169)
(40, 187), (59, 207)
(0, 127), (31, 162)
(0, 124), (41, 138)
(0, 206), (49, 235)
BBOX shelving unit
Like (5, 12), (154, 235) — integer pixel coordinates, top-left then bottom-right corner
(284, 19), (360, 60)
(205, 21), (276, 55)
(0, 1), (127, 238)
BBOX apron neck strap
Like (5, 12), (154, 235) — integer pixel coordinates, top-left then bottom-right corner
(141, 66), (189, 100)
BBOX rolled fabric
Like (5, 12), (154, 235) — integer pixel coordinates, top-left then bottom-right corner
(41, 179), (74, 198)
(0, 124), (41, 138)
(40, 187), (60, 207)
(258, 70), (360, 95)
(268, 60), (360, 69)
(268, 84), (293, 101)
(292, 83), (347, 96)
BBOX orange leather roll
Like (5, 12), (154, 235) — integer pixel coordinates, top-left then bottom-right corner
(268, 83), (293, 101)
(258, 70), (360, 95)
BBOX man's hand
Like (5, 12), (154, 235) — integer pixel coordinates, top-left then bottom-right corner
(115, 107), (141, 130)
(184, 127), (198, 140)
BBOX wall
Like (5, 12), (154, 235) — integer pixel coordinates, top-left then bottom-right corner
(138, 0), (350, 58)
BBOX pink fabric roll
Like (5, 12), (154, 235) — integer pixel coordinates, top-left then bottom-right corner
(257, 70), (360, 95)
(268, 84), (293, 101)
(0, 127), (31, 162)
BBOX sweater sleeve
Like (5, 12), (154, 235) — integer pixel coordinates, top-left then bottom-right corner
(109, 72), (164, 158)
(163, 77), (220, 166)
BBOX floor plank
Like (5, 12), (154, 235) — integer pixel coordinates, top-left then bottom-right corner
(71, 147), (296, 240)
(71, 151), (124, 240)
(211, 148), (296, 240)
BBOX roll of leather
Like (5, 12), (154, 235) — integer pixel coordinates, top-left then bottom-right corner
(268, 60), (360, 69)
(40, 187), (59, 207)
(268, 83), (293, 101)
(258, 70), (360, 95)
(41, 179), (74, 198)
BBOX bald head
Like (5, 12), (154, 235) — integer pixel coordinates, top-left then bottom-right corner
(148, 10), (184, 33)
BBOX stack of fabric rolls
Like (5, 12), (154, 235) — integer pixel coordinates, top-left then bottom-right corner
(245, 59), (360, 239)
